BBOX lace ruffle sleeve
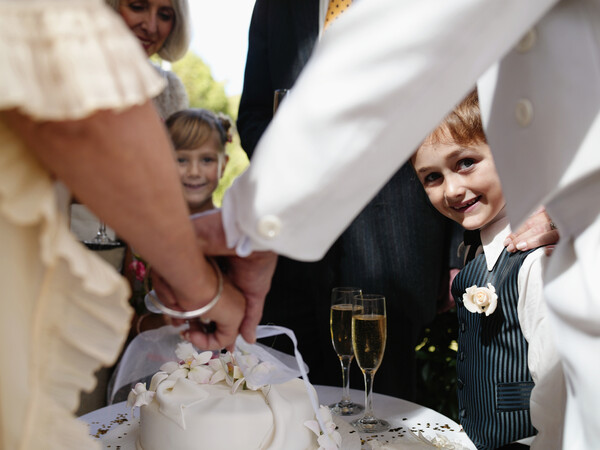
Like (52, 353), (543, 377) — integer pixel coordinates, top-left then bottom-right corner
(0, 0), (165, 120)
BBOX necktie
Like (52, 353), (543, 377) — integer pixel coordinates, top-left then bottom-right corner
(463, 229), (482, 264)
(324, 0), (353, 31)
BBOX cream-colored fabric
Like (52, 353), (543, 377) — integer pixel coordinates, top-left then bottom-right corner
(0, 0), (170, 448)
(0, 0), (165, 121)
(0, 120), (133, 450)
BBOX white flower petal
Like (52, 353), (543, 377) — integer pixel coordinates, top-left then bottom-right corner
(485, 295), (498, 316)
(207, 359), (223, 371)
(175, 342), (197, 361)
(232, 365), (244, 379)
(166, 368), (189, 382)
(304, 419), (321, 436)
(149, 372), (168, 391)
(193, 350), (214, 366)
(231, 377), (246, 393)
(160, 361), (181, 374)
(209, 370), (226, 385)
(132, 382), (148, 395)
(126, 383), (155, 409)
(317, 405), (333, 424)
(188, 365), (214, 384)
(317, 433), (340, 450)
(463, 293), (480, 313)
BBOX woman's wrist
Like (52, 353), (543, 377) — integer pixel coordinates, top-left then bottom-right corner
(148, 257), (223, 319)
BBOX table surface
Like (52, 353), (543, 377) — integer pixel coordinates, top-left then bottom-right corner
(80, 385), (476, 449)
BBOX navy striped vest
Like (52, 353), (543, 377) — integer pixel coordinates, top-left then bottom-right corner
(451, 249), (536, 449)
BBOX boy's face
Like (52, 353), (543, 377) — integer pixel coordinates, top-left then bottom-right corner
(411, 130), (505, 230)
(175, 132), (227, 214)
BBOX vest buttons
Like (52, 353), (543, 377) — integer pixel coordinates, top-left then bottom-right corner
(257, 215), (282, 239)
(459, 408), (466, 418)
(457, 378), (464, 390)
(459, 351), (465, 361)
(460, 322), (466, 332)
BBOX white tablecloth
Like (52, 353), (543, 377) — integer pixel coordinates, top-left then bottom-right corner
(79, 385), (476, 449)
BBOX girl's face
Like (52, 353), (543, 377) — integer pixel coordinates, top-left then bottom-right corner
(175, 133), (227, 214)
(411, 128), (505, 230)
(118, 0), (175, 57)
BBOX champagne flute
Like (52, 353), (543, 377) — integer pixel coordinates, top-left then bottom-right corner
(351, 293), (390, 432)
(84, 220), (122, 249)
(329, 287), (364, 416)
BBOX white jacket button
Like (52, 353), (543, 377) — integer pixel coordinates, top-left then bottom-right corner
(257, 215), (282, 239)
(516, 28), (537, 53)
(515, 98), (534, 127)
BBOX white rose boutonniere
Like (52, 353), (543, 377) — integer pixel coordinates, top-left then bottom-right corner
(462, 283), (498, 316)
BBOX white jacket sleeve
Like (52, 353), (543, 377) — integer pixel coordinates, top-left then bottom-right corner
(223, 0), (557, 260)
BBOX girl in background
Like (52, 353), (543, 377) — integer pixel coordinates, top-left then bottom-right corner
(167, 109), (231, 214)
(131, 109), (231, 334)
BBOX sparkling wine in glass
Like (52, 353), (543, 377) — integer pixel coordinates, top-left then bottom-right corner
(84, 221), (122, 250)
(328, 287), (364, 416)
(351, 293), (390, 432)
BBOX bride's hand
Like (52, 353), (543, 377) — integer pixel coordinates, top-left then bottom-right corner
(152, 269), (246, 351)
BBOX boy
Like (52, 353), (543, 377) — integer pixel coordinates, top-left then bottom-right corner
(411, 91), (565, 450)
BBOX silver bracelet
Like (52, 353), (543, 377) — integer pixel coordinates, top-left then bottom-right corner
(146, 258), (223, 319)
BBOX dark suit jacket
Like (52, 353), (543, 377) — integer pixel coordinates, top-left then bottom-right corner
(238, 0), (320, 158)
(238, 0), (344, 390)
(237, 0), (462, 399)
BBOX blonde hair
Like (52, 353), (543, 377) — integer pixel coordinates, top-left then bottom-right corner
(106, 0), (191, 62)
(166, 109), (232, 152)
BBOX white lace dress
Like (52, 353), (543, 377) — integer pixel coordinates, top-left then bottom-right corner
(0, 1), (166, 448)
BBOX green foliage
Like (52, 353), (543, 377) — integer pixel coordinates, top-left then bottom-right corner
(415, 309), (459, 422)
(172, 52), (232, 116)
(170, 51), (249, 205)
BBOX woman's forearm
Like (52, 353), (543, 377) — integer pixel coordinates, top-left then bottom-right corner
(3, 102), (215, 309)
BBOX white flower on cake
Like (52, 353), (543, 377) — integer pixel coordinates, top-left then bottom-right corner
(126, 342), (278, 411)
(127, 382), (155, 409)
(304, 405), (342, 450)
(235, 353), (278, 391)
(462, 283), (498, 316)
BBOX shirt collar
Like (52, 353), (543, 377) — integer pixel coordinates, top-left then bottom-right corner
(480, 207), (512, 271)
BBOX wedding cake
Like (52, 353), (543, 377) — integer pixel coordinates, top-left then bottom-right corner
(126, 342), (340, 450)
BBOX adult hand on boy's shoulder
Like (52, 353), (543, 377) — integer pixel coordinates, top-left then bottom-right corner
(504, 206), (559, 255)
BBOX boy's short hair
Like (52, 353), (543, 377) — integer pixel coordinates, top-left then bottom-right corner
(428, 90), (486, 146)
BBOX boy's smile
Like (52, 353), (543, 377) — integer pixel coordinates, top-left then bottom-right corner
(411, 128), (506, 231)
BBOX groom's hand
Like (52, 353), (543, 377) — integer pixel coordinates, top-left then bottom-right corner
(192, 210), (278, 344)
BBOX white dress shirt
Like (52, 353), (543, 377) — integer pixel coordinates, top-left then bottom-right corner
(480, 214), (566, 449)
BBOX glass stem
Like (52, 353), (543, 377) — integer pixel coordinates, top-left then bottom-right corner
(363, 369), (376, 419)
(339, 355), (353, 404)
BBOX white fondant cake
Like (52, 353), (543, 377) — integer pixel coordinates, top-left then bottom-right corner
(127, 342), (338, 450)
(136, 378), (317, 450)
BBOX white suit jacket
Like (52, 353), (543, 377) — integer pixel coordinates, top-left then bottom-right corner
(223, 1), (600, 447)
